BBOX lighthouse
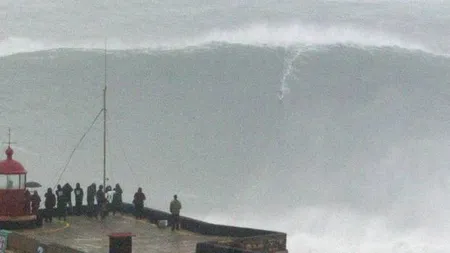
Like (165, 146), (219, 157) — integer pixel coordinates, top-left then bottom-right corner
(0, 142), (41, 229)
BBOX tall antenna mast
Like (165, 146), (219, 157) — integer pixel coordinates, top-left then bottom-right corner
(3, 128), (16, 148)
(103, 38), (107, 189)
(7, 128), (11, 147)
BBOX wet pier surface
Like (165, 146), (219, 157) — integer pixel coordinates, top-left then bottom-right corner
(17, 214), (230, 253)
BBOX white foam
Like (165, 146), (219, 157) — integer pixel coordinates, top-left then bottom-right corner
(0, 22), (445, 57)
(278, 47), (303, 99)
(201, 206), (450, 253)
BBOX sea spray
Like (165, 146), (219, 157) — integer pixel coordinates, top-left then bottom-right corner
(278, 46), (303, 100)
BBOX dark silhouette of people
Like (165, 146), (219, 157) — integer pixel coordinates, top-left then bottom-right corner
(44, 188), (56, 223)
(133, 187), (146, 219)
(55, 184), (67, 221)
(62, 183), (73, 214)
(86, 183), (96, 217)
(30, 190), (41, 215)
(24, 189), (31, 214)
(96, 185), (107, 220)
(112, 184), (123, 215)
(74, 183), (84, 216)
(170, 194), (182, 231)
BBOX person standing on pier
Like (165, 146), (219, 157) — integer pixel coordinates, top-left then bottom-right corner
(105, 185), (114, 216)
(56, 184), (67, 221)
(96, 185), (107, 220)
(24, 189), (31, 214)
(74, 183), (84, 216)
(30, 190), (41, 215)
(170, 194), (182, 231)
(133, 187), (146, 219)
(112, 184), (123, 215)
(62, 183), (73, 215)
(44, 188), (56, 223)
(86, 183), (96, 217)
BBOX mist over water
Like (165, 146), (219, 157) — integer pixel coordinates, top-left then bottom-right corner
(2, 1), (450, 252)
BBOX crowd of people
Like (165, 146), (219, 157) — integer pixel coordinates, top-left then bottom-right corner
(23, 190), (41, 215)
(40, 182), (126, 222)
(23, 183), (182, 231)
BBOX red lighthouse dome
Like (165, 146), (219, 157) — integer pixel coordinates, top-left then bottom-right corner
(0, 144), (35, 228)
(0, 146), (27, 174)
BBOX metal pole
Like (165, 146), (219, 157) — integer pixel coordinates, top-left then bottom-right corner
(103, 38), (107, 189)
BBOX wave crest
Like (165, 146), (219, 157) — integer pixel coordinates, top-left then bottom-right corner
(1, 22), (446, 57)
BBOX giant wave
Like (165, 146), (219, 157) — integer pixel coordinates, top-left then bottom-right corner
(1, 22), (450, 253)
(1, 22), (447, 57)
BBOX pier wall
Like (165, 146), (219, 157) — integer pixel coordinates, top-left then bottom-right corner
(122, 203), (288, 253)
(3, 203), (287, 253)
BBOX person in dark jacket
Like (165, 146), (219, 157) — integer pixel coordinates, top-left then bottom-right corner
(30, 190), (41, 215)
(96, 185), (107, 220)
(133, 187), (146, 219)
(74, 183), (84, 216)
(86, 183), (96, 217)
(55, 184), (67, 221)
(44, 188), (56, 222)
(112, 184), (123, 215)
(170, 194), (182, 231)
(24, 189), (31, 214)
(62, 183), (73, 214)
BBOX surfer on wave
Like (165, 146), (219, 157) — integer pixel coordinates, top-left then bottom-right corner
(277, 90), (284, 101)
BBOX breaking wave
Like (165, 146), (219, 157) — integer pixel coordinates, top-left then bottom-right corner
(1, 22), (446, 57)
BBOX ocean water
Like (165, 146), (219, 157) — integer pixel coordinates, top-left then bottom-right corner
(2, 0), (450, 252)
